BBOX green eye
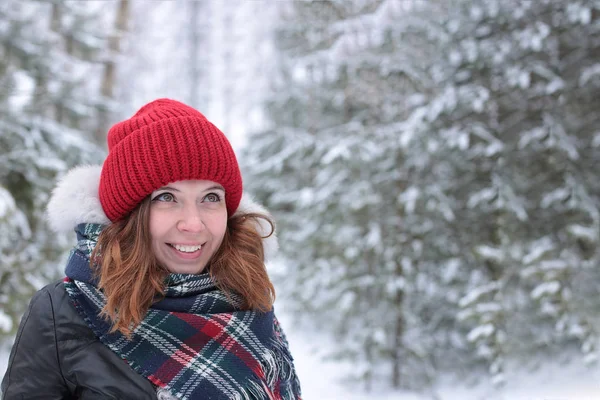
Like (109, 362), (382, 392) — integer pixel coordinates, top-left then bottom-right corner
(204, 193), (221, 202)
(153, 193), (175, 202)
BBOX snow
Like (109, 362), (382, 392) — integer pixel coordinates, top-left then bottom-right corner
(0, 187), (16, 219)
(321, 142), (352, 164)
(473, 245), (504, 263)
(531, 281), (561, 300)
(0, 311), (12, 333)
(540, 186), (571, 208)
(459, 283), (500, 308)
(567, 224), (598, 242)
(467, 323), (495, 342)
(568, 3), (593, 25)
(8, 70), (35, 111)
(398, 186), (420, 214)
(278, 311), (600, 400)
(593, 132), (600, 148)
(523, 237), (554, 265)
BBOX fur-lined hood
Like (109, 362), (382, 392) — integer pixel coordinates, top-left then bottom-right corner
(46, 165), (278, 261)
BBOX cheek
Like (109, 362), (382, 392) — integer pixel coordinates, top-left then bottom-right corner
(149, 210), (168, 242)
(148, 210), (158, 239)
(210, 213), (228, 244)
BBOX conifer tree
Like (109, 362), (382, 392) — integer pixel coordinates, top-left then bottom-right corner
(244, 0), (600, 390)
(400, 0), (600, 382)
(0, 0), (109, 344)
(243, 0), (437, 389)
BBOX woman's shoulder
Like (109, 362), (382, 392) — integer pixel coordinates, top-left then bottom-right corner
(39, 279), (68, 297)
(22, 280), (65, 316)
(33, 279), (69, 312)
(34, 279), (96, 342)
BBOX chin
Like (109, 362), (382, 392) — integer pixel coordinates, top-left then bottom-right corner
(167, 264), (206, 275)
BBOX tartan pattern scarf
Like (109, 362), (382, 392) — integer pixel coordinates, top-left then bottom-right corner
(63, 223), (301, 400)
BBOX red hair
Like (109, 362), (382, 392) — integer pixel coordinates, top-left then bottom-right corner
(91, 197), (275, 337)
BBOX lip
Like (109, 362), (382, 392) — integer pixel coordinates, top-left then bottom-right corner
(167, 243), (203, 260)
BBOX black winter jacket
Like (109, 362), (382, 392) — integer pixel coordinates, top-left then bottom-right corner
(1, 281), (159, 399)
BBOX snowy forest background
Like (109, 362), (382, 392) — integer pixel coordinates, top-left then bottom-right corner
(1, 0), (600, 399)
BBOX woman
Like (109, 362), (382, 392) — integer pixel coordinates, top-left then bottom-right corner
(1, 99), (301, 400)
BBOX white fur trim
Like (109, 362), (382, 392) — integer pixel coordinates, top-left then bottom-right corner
(46, 165), (110, 233)
(46, 166), (279, 260)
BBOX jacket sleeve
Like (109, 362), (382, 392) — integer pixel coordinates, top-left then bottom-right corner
(1, 288), (71, 399)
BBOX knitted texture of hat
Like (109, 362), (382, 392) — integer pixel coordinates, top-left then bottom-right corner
(99, 98), (242, 221)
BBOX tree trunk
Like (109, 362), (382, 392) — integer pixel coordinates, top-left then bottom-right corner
(189, 1), (200, 108)
(96, 0), (129, 144)
(391, 154), (406, 389)
(50, 3), (61, 33)
(392, 256), (404, 388)
(51, 3), (63, 123)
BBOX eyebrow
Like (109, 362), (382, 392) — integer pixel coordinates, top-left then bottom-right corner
(205, 185), (225, 192)
(155, 186), (180, 192)
(154, 185), (225, 193)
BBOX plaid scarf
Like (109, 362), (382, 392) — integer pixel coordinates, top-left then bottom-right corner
(63, 223), (301, 400)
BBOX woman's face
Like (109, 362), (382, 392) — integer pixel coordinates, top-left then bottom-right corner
(149, 180), (228, 274)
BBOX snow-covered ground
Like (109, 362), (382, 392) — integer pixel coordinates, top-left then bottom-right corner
(2, 318), (600, 399)
(280, 311), (600, 400)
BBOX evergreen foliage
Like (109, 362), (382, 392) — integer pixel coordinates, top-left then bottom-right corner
(242, 0), (600, 390)
(0, 0), (106, 344)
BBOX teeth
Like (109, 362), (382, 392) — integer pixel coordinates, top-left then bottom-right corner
(172, 244), (202, 253)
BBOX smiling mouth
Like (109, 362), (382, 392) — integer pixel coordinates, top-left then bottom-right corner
(168, 243), (203, 253)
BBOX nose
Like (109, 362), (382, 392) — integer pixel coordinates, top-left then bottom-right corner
(176, 205), (205, 233)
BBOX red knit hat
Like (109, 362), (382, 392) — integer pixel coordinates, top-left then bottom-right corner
(99, 98), (242, 221)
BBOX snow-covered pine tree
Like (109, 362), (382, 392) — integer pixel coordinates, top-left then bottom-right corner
(401, 0), (600, 383)
(245, 0), (600, 389)
(0, 0), (109, 345)
(242, 0), (446, 390)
